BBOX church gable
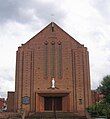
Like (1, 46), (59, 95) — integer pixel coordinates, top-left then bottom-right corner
(22, 22), (82, 50)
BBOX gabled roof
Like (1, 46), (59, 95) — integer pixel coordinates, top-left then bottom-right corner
(23, 22), (82, 46)
(53, 22), (82, 45)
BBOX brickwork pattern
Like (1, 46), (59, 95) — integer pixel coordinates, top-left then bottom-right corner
(12, 22), (91, 115)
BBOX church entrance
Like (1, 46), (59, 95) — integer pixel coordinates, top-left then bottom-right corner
(44, 97), (62, 111)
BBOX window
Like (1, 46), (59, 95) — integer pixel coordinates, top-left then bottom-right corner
(57, 41), (62, 79)
(50, 41), (55, 78)
(79, 99), (83, 105)
(44, 41), (48, 78)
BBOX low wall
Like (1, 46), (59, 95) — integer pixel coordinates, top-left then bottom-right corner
(85, 110), (91, 119)
(0, 112), (20, 119)
(85, 110), (107, 119)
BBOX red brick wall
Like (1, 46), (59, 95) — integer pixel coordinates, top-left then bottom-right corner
(91, 90), (103, 104)
(14, 22), (91, 115)
(7, 92), (15, 112)
(0, 99), (4, 109)
(0, 112), (19, 119)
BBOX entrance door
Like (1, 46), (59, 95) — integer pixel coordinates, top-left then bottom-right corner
(44, 97), (62, 111)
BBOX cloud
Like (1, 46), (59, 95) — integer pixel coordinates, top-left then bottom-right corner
(0, 92), (7, 99)
(0, 0), (65, 25)
(0, 69), (13, 81)
(0, 0), (110, 98)
(60, 0), (110, 89)
(0, 68), (15, 99)
(90, 0), (110, 23)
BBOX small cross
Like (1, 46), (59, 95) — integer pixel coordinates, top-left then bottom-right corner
(51, 14), (54, 22)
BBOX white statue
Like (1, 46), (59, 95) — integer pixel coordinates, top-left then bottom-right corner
(51, 78), (55, 89)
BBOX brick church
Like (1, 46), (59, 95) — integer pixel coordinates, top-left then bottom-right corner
(7, 22), (91, 116)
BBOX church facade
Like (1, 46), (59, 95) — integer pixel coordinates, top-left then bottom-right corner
(11, 22), (91, 115)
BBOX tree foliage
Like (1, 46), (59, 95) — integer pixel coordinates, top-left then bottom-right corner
(97, 75), (110, 103)
(87, 75), (110, 118)
(87, 101), (110, 117)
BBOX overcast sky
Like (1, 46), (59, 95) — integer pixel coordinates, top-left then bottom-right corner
(0, 0), (110, 98)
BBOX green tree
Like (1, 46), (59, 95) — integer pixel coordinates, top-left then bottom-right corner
(87, 75), (110, 118)
(87, 101), (108, 117)
(98, 75), (110, 103)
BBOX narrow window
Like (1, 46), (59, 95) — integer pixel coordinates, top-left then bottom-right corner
(44, 41), (48, 78)
(50, 41), (55, 78)
(58, 41), (62, 79)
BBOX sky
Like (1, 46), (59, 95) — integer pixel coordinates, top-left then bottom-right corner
(0, 0), (110, 98)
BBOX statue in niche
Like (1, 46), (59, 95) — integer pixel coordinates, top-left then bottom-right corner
(51, 78), (55, 89)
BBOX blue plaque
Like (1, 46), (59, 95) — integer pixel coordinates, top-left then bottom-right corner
(22, 96), (30, 104)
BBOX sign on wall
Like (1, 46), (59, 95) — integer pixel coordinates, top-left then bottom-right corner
(22, 96), (30, 104)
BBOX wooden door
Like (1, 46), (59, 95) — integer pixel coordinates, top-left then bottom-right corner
(44, 97), (62, 111)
